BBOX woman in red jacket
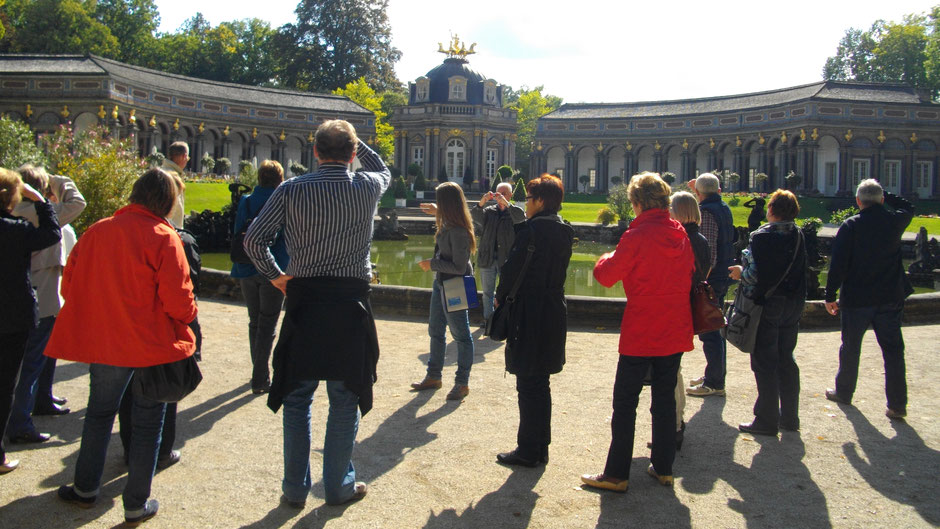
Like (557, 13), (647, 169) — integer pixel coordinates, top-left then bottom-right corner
(581, 172), (694, 492)
(46, 168), (197, 526)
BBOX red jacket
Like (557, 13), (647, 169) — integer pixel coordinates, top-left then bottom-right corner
(594, 208), (694, 356)
(45, 204), (197, 367)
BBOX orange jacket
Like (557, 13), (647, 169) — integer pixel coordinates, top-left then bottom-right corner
(594, 208), (694, 357)
(45, 204), (197, 367)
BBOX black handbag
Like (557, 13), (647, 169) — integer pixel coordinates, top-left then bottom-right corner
(723, 230), (802, 353)
(484, 228), (536, 341)
(132, 355), (203, 403)
(230, 197), (260, 265)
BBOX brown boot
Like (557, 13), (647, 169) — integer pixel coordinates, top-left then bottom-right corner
(410, 377), (442, 391)
(446, 384), (469, 400)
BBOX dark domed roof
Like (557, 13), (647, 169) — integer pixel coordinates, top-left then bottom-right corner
(414, 57), (499, 106)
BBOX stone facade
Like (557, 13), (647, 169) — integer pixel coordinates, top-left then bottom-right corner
(0, 54), (377, 177)
(388, 40), (517, 186)
(531, 81), (940, 197)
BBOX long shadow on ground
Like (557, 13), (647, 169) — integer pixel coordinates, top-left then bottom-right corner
(420, 465), (545, 529)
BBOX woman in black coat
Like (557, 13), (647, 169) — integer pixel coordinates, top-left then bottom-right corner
(494, 175), (573, 467)
(0, 168), (60, 474)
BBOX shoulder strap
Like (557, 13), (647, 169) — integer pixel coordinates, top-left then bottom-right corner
(505, 222), (537, 303)
(765, 228), (803, 298)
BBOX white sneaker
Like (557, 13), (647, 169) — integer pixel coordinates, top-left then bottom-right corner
(689, 376), (705, 387)
(686, 384), (725, 397)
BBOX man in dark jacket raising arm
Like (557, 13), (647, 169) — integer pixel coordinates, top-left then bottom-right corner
(824, 178), (914, 420)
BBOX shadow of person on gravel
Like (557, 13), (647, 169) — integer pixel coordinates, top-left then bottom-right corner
(174, 382), (256, 448)
(680, 397), (831, 528)
(842, 408), (940, 525)
(0, 487), (117, 528)
(419, 465), (545, 529)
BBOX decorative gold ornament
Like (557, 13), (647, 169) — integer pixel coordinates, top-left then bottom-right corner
(25, 104), (33, 118)
(307, 131), (314, 143)
(111, 106), (119, 120)
(149, 115), (156, 127)
(173, 118), (179, 131)
(682, 139), (689, 150)
(128, 110), (136, 124)
(567, 142), (573, 151)
(474, 129), (481, 137)
(60, 105), (70, 119)
(450, 128), (462, 137)
(625, 141), (632, 151)
(222, 125), (230, 137)
(735, 136), (742, 147)
(876, 130), (886, 143)
(511, 134), (517, 141)
(780, 131), (787, 143)
(536, 141), (543, 151)
(251, 127), (258, 139)
(911, 132), (919, 144)
(597, 142), (604, 152)
(654, 140), (662, 151)
(844, 129), (853, 142)
(425, 128), (431, 135)
(279, 130), (286, 141)
(97, 105), (106, 119)
(709, 137), (716, 149)
(482, 129), (489, 138)
(758, 133), (765, 145)
(198, 122), (205, 134)
(811, 128), (819, 141)
(437, 34), (477, 60)
(800, 129), (806, 141)
(432, 128), (440, 135)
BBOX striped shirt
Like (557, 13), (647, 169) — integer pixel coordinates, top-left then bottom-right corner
(244, 142), (390, 281)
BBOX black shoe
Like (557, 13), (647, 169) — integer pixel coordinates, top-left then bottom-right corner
(125, 499), (158, 527)
(32, 403), (71, 416)
(825, 388), (851, 405)
(51, 395), (68, 406)
(280, 494), (305, 509)
(251, 384), (270, 395)
(779, 420), (800, 432)
(57, 485), (96, 509)
(738, 421), (778, 436)
(496, 449), (539, 468)
(156, 450), (181, 470)
(9, 431), (51, 444)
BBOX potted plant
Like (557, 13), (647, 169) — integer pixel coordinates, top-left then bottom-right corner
(610, 175), (623, 186)
(662, 172), (676, 185)
(607, 183), (634, 227)
(393, 176), (408, 207)
(216, 157), (232, 176)
(290, 161), (307, 176)
(785, 170), (802, 191)
(728, 172), (741, 191)
(755, 172), (768, 190)
(410, 163), (426, 199)
(578, 174), (590, 193)
(512, 177), (526, 202)
(200, 152), (215, 174)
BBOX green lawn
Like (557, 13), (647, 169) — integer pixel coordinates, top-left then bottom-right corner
(185, 182), (232, 214)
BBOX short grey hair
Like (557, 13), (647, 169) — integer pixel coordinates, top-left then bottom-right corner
(695, 173), (721, 195)
(856, 178), (884, 207)
(495, 182), (513, 195)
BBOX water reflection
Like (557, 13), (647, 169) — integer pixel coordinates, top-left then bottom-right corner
(371, 235), (622, 298)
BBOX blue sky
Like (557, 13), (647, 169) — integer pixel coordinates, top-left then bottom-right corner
(153, 0), (934, 103)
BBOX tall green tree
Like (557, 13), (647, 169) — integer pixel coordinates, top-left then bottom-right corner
(3, 0), (119, 56)
(333, 77), (394, 160)
(823, 8), (938, 98)
(91, 0), (160, 63)
(273, 0), (401, 92)
(505, 85), (563, 175)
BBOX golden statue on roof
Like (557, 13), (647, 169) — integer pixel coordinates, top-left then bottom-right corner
(438, 34), (477, 59)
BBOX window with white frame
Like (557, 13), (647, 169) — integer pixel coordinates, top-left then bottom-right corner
(852, 159), (870, 187)
(589, 168), (597, 188)
(916, 161), (933, 190)
(486, 148), (497, 178)
(415, 77), (429, 102)
(445, 139), (465, 179)
(555, 168), (564, 180)
(484, 82), (496, 104)
(412, 146), (424, 167)
(884, 160), (901, 189)
(448, 77), (466, 101)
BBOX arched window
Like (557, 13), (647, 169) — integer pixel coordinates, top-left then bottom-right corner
(446, 139), (465, 180)
(448, 77), (466, 102)
(415, 77), (429, 102)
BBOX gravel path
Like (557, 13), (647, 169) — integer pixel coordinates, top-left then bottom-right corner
(1, 298), (937, 528)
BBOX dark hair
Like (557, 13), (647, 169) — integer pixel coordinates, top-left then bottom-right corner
(767, 189), (800, 221)
(129, 168), (178, 217)
(258, 160), (284, 188)
(315, 120), (358, 162)
(168, 141), (189, 160)
(526, 174), (564, 214)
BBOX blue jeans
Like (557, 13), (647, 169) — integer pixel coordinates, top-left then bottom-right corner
(282, 379), (361, 505)
(480, 264), (499, 320)
(700, 283), (730, 390)
(7, 316), (55, 437)
(835, 301), (907, 411)
(73, 364), (166, 516)
(427, 280), (474, 385)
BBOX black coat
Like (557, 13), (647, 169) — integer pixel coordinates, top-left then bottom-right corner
(684, 223), (711, 284)
(496, 212), (574, 376)
(0, 201), (60, 334)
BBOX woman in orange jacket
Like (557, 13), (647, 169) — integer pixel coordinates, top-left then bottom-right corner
(46, 168), (196, 526)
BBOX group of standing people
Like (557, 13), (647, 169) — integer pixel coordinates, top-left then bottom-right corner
(0, 113), (917, 526)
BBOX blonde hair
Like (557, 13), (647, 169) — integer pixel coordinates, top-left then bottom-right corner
(628, 172), (671, 211)
(434, 182), (476, 254)
(670, 191), (701, 225)
(0, 168), (23, 212)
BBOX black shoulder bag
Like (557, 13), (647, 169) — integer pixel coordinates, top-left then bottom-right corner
(230, 197), (259, 265)
(484, 224), (536, 341)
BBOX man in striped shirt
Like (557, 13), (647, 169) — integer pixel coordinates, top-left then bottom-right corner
(244, 119), (389, 508)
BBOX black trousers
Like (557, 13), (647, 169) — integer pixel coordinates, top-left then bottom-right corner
(0, 331), (29, 461)
(118, 382), (176, 458)
(836, 301), (907, 411)
(750, 295), (804, 431)
(604, 353), (682, 480)
(515, 374), (551, 460)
